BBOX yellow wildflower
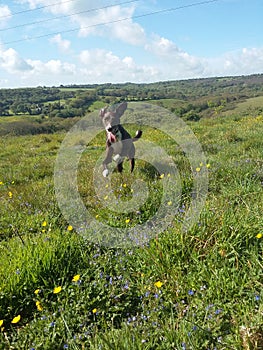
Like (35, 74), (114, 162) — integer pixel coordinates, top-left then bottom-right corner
(154, 281), (163, 288)
(11, 315), (21, 324)
(125, 218), (130, 224)
(72, 274), (80, 282)
(36, 301), (43, 311)
(42, 221), (47, 227)
(159, 174), (165, 179)
(167, 201), (172, 206)
(95, 214), (99, 219)
(34, 289), (40, 295)
(104, 195), (108, 200)
(53, 286), (62, 294)
(196, 167), (201, 172)
(206, 163), (211, 168)
(92, 308), (97, 314)
(67, 225), (73, 231)
(0, 320), (3, 327)
(0, 181), (3, 185)
(256, 233), (262, 239)
(8, 191), (13, 198)
(122, 183), (127, 188)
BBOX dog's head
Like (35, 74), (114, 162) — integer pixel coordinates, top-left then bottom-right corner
(100, 102), (127, 142)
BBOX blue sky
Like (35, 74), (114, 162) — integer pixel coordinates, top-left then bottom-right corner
(0, 0), (262, 87)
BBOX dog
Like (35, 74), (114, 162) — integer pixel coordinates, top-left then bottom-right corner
(99, 101), (142, 177)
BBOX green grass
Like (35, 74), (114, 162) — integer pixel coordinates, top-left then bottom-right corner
(0, 108), (262, 349)
(227, 96), (263, 115)
(223, 96), (263, 116)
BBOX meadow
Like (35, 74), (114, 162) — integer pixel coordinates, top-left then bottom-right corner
(0, 98), (262, 349)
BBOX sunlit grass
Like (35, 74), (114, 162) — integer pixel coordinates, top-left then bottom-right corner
(0, 112), (262, 349)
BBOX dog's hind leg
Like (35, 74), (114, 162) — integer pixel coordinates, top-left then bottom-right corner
(130, 158), (135, 173)
(128, 145), (135, 173)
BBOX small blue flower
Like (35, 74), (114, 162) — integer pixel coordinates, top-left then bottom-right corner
(123, 282), (129, 290)
(255, 295), (260, 301)
(215, 309), (222, 315)
(188, 290), (195, 296)
(206, 304), (214, 310)
(63, 345), (68, 349)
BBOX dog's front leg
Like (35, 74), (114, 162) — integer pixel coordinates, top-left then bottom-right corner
(130, 158), (135, 173)
(103, 146), (114, 177)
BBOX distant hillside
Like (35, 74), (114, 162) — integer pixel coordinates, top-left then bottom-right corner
(1, 74), (263, 135)
(60, 73), (263, 100)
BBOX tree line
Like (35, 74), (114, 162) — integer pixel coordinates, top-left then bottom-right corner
(1, 74), (263, 119)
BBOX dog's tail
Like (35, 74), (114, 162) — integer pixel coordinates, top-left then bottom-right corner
(132, 130), (142, 142)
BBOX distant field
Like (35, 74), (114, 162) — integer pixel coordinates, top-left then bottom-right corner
(224, 95), (263, 115)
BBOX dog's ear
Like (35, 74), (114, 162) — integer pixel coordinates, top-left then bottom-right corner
(115, 102), (127, 118)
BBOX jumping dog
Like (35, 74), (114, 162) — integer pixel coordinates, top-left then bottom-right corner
(99, 101), (142, 177)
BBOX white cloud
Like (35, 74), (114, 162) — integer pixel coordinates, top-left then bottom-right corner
(145, 35), (205, 78)
(0, 5), (11, 28)
(75, 3), (146, 45)
(27, 58), (76, 75)
(2, 43), (263, 88)
(145, 36), (263, 80)
(50, 34), (71, 52)
(79, 48), (158, 82)
(109, 18), (145, 46)
(202, 47), (263, 77)
(0, 48), (33, 73)
(18, 0), (145, 45)
(145, 36), (180, 56)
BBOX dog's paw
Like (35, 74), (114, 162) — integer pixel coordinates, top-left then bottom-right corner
(102, 169), (109, 177)
(113, 154), (122, 163)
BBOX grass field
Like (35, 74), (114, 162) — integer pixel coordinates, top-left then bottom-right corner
(0, 102), (262, 349)
(229, 96), (263, 115)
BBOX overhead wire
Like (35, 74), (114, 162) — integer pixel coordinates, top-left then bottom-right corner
(0, 0), (139, 32)
(2, 0), (221, 46)
(0, 0), (83, 19)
